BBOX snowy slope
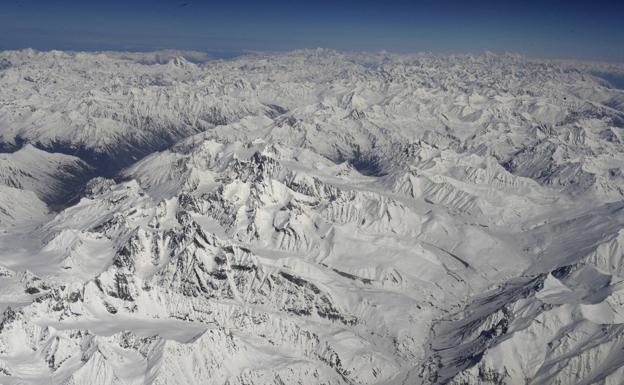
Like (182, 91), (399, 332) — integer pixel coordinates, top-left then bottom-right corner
(0, 49), (623, 384)
(0, 185), (48, 232)
(0, 144), (92, 204)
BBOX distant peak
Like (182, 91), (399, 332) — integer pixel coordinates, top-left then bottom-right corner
(168, 56), (195, 68)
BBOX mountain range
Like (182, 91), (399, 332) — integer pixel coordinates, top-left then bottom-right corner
(0, 48), (623, 384)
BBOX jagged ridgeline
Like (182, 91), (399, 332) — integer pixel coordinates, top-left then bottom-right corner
(0, 49), (623, 384)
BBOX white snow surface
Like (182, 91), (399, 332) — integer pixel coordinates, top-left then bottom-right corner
(0, 49), (623, 384)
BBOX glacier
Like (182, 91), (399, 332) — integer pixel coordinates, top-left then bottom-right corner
(0, 48), (623, 384)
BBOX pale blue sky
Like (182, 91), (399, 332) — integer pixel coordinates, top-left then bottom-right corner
(0, 0), (622, 61)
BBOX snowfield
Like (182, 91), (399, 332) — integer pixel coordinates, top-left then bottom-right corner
(0, 48), (623, 384)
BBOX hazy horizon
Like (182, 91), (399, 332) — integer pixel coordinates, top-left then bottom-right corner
(4, 47), (624, 67)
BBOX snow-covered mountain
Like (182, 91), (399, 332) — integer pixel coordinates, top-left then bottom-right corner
(0, 49), (623, 385)
(0, 144), (92, 204)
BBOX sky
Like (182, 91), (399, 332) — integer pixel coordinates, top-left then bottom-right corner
(0, 0), (622, 61)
